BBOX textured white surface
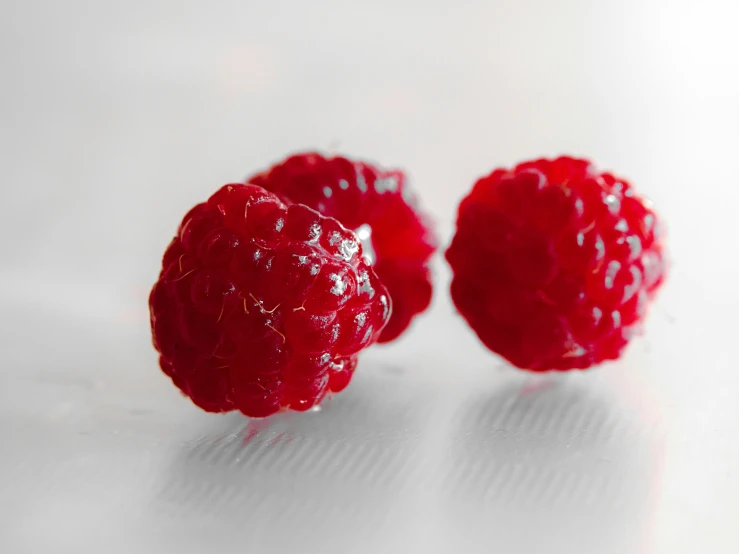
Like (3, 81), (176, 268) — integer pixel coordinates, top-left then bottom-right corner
(1, 1), (738, 552)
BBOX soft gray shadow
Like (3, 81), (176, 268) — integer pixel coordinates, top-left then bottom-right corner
(149, 368), (424, 554)
(440, 377), (663, 554)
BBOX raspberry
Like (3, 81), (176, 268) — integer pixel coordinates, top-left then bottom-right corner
(445, 156), (667, 371)
(149, 184), (391, 416)
(248, 152), (437, 342)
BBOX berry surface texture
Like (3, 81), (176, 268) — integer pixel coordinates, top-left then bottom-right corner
(446, 156), (667, 371)
(149, 184), (391, 416)
(249, 152), (437, 343)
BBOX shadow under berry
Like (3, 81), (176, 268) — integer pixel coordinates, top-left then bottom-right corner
(149, 367), (426, 554)
(438, 377), (663, 554)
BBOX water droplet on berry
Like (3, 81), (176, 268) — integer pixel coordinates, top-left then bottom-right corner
(374, 176), (399, 193)
(604, 194), (620, 214)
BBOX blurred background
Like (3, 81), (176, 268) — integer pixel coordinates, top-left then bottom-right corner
(1, 0), (737, 552)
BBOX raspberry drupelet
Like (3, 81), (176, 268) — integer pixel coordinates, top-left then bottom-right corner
(149, 184), (391, 416)
(446, 156), (667, 371)
(248, 152), (437, 343)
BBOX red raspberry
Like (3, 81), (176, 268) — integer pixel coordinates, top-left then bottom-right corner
(248, 152), (437, 343)
(149, 184), (391, 416)
(445, 156), (667, 371)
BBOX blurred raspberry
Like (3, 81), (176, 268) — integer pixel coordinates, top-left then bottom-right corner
(446, 156), (667, 371)
(249, 152), (437, 342)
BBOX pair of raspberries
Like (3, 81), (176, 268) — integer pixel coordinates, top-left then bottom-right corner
(149, 153), (666, 417)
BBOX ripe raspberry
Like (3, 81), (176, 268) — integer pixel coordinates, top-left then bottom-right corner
(149, 184), (391, 416)
(248, 152), (437, 343)
(446, 156), (667, 371)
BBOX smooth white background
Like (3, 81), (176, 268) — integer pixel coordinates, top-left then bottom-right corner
(1, 1), (738, 552)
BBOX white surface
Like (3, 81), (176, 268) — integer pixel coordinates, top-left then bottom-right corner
(1, 1), (738, 553)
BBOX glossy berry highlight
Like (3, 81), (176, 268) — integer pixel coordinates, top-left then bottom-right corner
(446, 156), (667, 371)
(249, 152), (437, 342)
(149, 184), (391, 416)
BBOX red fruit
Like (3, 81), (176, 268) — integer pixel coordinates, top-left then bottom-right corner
(248, 152), (437, 342)
(445, 156), (667, 371)
(149, 184), (391, 416)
